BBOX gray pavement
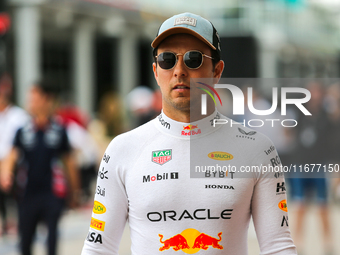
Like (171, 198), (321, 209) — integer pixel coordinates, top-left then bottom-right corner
(1, 203), (340, 255)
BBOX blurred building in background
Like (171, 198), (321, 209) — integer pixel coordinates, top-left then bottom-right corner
(0, 1), (340, 254)
(1, 0), (339, 118)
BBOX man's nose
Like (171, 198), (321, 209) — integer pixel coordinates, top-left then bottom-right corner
(173, 56), (188, 78)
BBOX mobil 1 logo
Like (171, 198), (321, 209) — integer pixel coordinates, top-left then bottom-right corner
(143, 172), (179, 183)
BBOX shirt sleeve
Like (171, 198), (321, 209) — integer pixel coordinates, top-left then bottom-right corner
(59, 127), (72, 154)
(81, 139), (129, 255)
(0, 108), (28, 160)
(251, 140), (297, 255)
(13, 128), (22, 149)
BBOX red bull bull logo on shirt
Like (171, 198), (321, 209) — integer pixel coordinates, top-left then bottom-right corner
(182, 125), (201, 136)
(159, 234), (190, 251)
(159, 228), (223, 253)
(183, 124), (198, 130)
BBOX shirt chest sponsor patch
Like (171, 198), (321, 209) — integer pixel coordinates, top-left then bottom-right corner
(90, 217), (105, 231)
(44, 129), (61, 148)
(152, 149), (172, 165)
(208, 152), (233, 161)
(93, 201), (106, 214)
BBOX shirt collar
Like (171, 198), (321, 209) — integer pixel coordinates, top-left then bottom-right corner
(154, 109), (222, 139)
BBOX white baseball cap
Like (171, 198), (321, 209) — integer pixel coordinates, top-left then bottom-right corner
(151, 12), (221, 56)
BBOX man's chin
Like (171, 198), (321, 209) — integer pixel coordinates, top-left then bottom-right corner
(173, 103), (191, 112)
(172, 98), (200, 112)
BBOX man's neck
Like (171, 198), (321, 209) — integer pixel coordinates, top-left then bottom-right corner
(33, 114), (50, 129)
(163, 106), (215, 123)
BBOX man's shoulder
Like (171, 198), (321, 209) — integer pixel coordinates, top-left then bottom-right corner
(107, 118), (159, 151)
(5, 105), (29, 122)
(217, 113), (275, 148)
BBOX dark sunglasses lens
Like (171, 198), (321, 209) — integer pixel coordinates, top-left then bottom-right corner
(184, 51), (203, 69)
(157, 52), (176, 69)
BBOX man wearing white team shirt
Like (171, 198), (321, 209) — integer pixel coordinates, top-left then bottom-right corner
(82, 12), (297, 254)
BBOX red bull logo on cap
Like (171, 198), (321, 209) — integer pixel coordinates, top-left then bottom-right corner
(159, 228), (223, 253)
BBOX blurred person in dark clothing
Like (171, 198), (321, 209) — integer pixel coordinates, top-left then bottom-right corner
(290, 81), (333, 255)
(57, 105), (99, 204)
(0, 81), (80, 255)
(324, 83), (340, 201)
(0, 74), (28, 235)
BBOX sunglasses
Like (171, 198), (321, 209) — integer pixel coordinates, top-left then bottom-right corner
(155, 50), (214, 70)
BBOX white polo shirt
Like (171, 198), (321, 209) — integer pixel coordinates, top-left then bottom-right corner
(0, 105), (28, 160)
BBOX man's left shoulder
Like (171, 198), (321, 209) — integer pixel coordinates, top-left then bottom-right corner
(7, 105), (29, 124)
(217, 115), (275, 147)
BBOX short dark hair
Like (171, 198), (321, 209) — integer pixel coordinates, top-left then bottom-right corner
(153, 47), (220, 70)
(34, 79), (60, 99)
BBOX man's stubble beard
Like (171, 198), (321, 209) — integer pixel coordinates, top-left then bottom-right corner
(166, 92), (201, 114)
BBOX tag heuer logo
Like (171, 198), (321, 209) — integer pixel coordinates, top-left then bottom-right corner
(152, 149), (172, 165)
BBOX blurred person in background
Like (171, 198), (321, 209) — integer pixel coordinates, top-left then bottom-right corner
(57, 104), (100, 204)
(0, 80), (80, 255)
(240, 86), (296, 159)
(97, 92), (125, 138)
(0, 73), (28, 235)
(324, 83), (340, 203)
(88, 92), (125, 158)
(127, 86), (160, 127)
(240, 85), (297, 182)
(152, 89), (163, 115)
(290, 81), (333, 255)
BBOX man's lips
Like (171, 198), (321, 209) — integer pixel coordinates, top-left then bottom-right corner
(172, 84), (190, 90)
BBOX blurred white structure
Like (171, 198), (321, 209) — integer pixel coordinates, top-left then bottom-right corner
(6, 0), (340, 114)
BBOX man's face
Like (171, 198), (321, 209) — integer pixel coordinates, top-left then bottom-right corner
(0, 90), (5, 105)
(27, 86), (51, 116)
(153, 34), (223, 114)
(0, 85), (11, 107)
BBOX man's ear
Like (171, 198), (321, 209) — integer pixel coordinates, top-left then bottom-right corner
(214, 60), (224, 80)
(153, 62), (158, 79)
(152, 62), (161, 88)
